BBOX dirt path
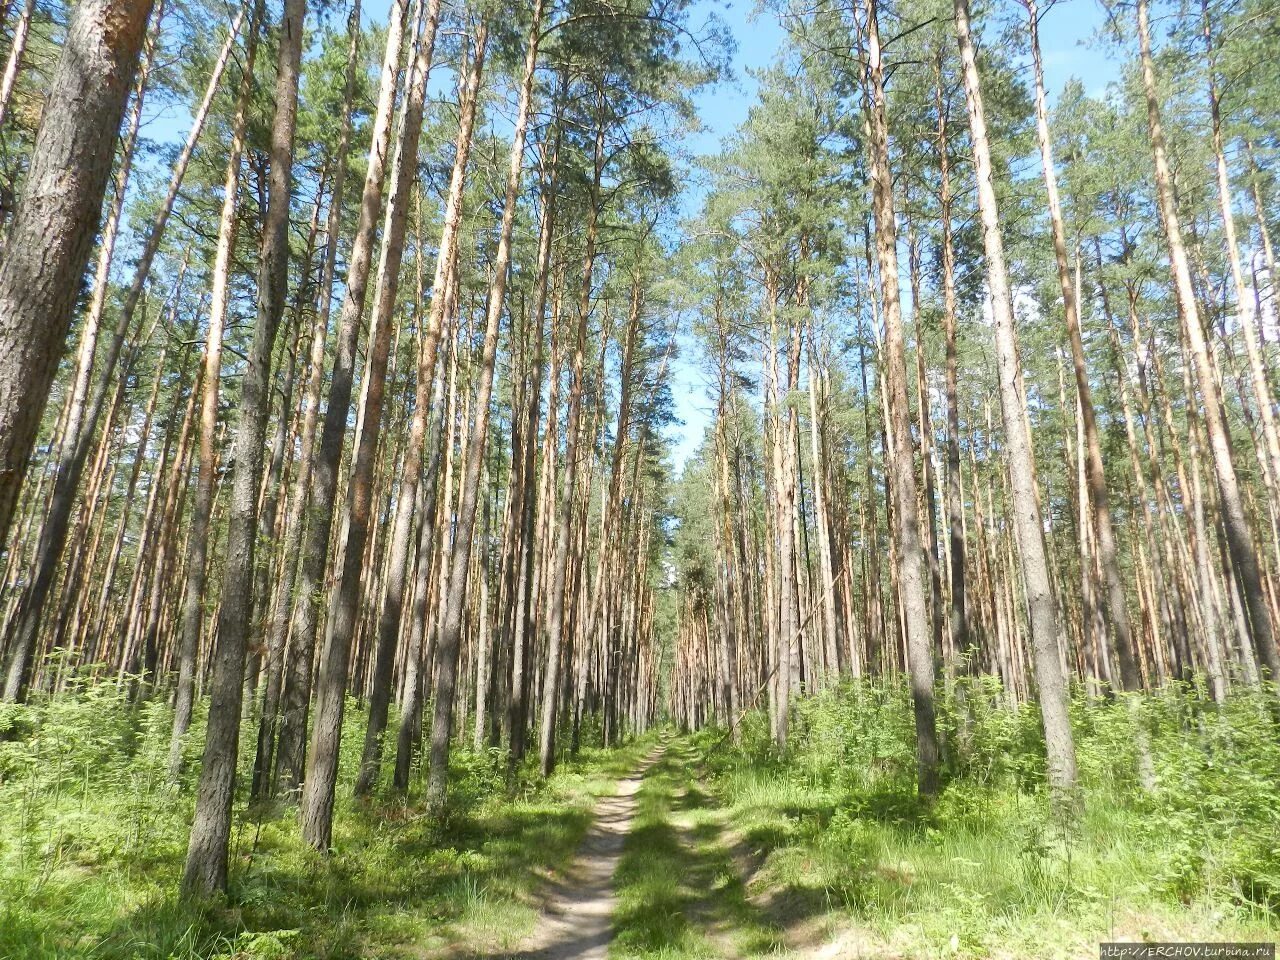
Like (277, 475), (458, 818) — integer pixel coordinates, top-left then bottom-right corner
(499, 747), (663, 960)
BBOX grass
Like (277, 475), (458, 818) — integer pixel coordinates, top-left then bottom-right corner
(689, 681), (1280, 959)
(610, 739), (780, 959)
(4, 676), (1278, 960)
(0, 682), (653, 959)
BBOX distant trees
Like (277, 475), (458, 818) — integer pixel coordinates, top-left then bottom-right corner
(0, 0), (711, 897)
(0, 0), (1278, 903)
(667, 0), (1280, 799)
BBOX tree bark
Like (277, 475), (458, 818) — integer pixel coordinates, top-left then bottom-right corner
(954, 0), (1076, 792)
(0, 0), (156, 636)
(860, 0), (939, 796)
(181, 0), (307, 896)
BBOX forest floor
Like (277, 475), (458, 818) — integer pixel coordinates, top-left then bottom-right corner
(0, 692), (659, 960)
(488, 745), (665, 960)
(457, 736), (794, 960)
(2, 691), (1278, 959)
(480, 730), (1279, 960)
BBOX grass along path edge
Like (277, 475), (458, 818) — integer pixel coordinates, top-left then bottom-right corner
(611, 738), (782, 960)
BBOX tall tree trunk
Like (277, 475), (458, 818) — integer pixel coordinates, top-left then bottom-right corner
(251, 1), (358, 799)
(860, 0), (939, 796)
(904, 211), (945, 681)
(167, 10), (261, 773)
(539, 96), (606, 779)
(505, 126), (561, 773)
(392, 235), (460, 792)
(0, 0), (34, 132)
(425, 5), (541, 808)
(3, 4), (163, 697)
(1025, 0), (1140, 693)
(0, 0), (156, 637)
(1136, 0), (1277, 679)
(808, 335), (840, 685)
(274, 0), (411, 793)
(954, 0), (1076, 792)
(935, 59), (969, 675)
(300, 0), (446, 848)
(576, 263), (644, 716)
(1202, 0), (1280, 630)
(181, 0), (306, 895)
(353, 0), (482, 798)
(3, 3), (245, 705)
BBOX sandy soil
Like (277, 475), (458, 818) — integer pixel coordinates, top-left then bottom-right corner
(489, 748), (663, 960)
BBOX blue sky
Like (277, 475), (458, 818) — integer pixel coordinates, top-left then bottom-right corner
(663, 0), (1124, 473)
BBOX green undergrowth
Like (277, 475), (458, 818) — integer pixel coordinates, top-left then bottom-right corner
(691, 679), (1280, 959)
(611, 740), (779, 959)
(0, 679), (651, 959)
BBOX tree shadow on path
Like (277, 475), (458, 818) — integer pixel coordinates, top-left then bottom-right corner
(610, 740), (783, 959)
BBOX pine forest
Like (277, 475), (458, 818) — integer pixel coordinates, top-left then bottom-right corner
(0, 0), (1278, 955)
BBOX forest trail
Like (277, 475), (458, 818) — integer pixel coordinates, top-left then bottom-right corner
(3, 0), (1280, 951)
(497, 745), (667, 960)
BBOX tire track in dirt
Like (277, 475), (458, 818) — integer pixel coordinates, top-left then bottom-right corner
(494, 746), (665, 960)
